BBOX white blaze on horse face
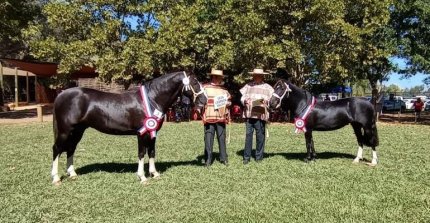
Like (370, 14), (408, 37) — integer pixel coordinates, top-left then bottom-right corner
(66, 156), (77, 178)
(353, 146), (363, 163)
(149, 158), (160, 178)
(371, 150), (378, 165)
(51, 155), (61, 184)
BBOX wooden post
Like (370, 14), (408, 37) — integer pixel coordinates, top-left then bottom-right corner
(37, 104), (43, 122)
(0, 63), (3, 106)
(26, 71), (29, 103)
(15, 67), (18, 107)
(35, 76), (38, 103)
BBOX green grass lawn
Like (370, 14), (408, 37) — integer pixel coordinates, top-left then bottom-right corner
(0, 121), (429, 222)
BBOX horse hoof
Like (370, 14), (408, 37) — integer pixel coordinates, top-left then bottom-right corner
(140, 179), (150, 185)
(367, 162), (377, 167)
(150, 172), (161, 179)
(69, 175), (78, 180)
(53, 181), (62, 186)
(352, 159), (360, 164)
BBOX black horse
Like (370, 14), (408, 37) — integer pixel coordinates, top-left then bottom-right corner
(269, 79), (379, 165)
(51, 72), (207, 185)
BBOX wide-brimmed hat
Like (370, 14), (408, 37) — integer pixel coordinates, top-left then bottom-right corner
(207, 69), (225, 77)
(248, 68), (270, 75)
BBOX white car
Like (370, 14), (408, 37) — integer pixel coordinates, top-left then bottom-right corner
(403, 99), (416, 110)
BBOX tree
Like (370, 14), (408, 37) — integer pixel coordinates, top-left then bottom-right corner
(391, 0), (430, 77)
(0, 0), (44, 59)
(24, 0), (396, 93)
(409, 85), (425, 96)
(385, 84), (403, 93)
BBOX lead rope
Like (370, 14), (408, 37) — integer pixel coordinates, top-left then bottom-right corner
(227, 112), (231, 144)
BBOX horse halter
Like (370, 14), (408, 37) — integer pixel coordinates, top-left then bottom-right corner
(182, 71), (207, 103)
(272, 80), (292, 108)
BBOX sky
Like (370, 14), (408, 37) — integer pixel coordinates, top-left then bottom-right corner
(383, 57), (428, 90)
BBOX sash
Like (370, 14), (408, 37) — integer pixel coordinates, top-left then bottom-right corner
(138, 85), (164, 138)
(294, 96), (316, 133)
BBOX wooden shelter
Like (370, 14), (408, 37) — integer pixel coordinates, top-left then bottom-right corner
(0, 59), (97, 107)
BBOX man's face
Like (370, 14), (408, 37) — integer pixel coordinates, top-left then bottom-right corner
(211, 75), (223, 84)
(253, 74), (264, 83)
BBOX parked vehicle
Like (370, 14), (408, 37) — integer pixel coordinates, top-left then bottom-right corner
(425, 101), (430, 111)
(319, 94), (338, 101)
(382, 99), (406, 112)
(403, 98), (416, 110)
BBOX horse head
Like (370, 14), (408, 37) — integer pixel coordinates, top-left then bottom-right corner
(269, 79), (292, 110)
(182, 74), (207, 113)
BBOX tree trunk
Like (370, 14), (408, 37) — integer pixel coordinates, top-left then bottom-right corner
(369, 79), (382, 120)
(0, 87), (3, 106)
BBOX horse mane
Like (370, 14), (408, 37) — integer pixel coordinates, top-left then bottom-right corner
(144, 71), (184, 92)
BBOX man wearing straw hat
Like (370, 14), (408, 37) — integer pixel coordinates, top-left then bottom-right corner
(202, 69), (231, 166)
(240, 68), (274, 164)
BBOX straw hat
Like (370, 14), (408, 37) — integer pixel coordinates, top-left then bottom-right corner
(248, 68), (270, 75)
(207, 69), (225, 77)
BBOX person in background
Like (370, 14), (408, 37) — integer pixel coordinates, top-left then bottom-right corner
(240, 68), (274, 164)
(413, 97), (424, 122)
(202, 69), (231, 166)
(181, 94), (191, 121)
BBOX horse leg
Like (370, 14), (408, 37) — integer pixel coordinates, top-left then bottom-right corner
(352, 124), (364, 163)
(304, 131), (313, 162)
(66, 126), (86, 179)
(51, 143), (63, 185)
(310, 133), (317, 161)
(370, 147), (378, 166)
(137, 135), (148, 184)
(148, 138), (160, 178)
(364, 125), (378, 166)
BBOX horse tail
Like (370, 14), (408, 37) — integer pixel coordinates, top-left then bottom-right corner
(363, 109), (379, 147)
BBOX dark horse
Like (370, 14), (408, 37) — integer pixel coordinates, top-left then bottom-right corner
(269, 79), (379, 165)
(51, 72), (207, 185)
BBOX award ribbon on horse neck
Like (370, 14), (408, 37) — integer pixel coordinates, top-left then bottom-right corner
(294, 96), (316, 133)
(138, 85), (164, 138)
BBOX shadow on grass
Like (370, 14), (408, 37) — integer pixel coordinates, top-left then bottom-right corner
(0, 107), (53, 119)
(76, 159), (201, 175)
(236, 150), (355, 161)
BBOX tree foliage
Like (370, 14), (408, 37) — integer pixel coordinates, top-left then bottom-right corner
(391, 0), (430, 76)
(23, 0), (400, 88)
(0, 0), (43, 59)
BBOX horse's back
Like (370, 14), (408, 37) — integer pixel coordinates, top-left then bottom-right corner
(310, 97), (374, 131)
(54, 87), (142, 135)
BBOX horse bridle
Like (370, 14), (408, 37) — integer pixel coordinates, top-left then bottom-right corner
(182, 72), (207, 103)
(272, 80), (292, 108)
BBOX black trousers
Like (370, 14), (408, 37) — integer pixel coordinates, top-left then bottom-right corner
(243, 118), (266, 161)
(204, 123), (228, 163)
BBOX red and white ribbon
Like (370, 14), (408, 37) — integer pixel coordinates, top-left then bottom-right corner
(138, 85), (163, 138)
(294, 96), (316, 133)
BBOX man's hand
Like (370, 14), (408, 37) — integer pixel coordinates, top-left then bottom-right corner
(244, 98), (251, 105)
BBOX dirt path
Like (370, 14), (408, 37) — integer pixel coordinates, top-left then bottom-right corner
(0, 105), (53, 125)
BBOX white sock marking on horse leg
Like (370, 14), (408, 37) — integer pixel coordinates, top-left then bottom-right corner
(149, 158), (160, 178)
(137, 158), (148, 183)
(51, 155), (61, 184)
(371, 150), (378, 165)
(66, 156), (77, 178)
(353, 146), (363, 163)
